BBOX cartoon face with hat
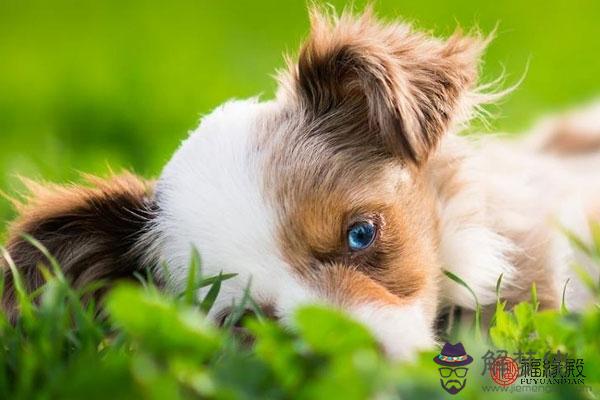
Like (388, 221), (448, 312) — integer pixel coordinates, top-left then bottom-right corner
(433, 342), (473, 395)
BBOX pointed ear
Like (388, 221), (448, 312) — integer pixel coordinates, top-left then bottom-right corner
(1, 173), (158, 320)
(280, 7), (488, 165)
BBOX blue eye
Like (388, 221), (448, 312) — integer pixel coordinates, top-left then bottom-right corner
(347, 220), (376, 251)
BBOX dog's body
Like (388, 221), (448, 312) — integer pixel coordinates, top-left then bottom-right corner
(433, 108), (600, 311)
(3, 9), (600, 359)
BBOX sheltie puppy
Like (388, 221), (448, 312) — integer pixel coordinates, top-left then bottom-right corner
(3, 8), (600, 359)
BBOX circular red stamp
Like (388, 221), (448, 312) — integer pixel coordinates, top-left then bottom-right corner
(490, 356), (519, 386)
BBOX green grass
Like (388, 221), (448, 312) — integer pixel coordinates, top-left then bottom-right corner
(1, 227), (599, 399)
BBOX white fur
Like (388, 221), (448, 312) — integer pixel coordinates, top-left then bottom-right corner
(440, 223), (517, 308)
(155, 99), (316, 319)
(350, 300), (434, 360)
(437, 138), (518, 308)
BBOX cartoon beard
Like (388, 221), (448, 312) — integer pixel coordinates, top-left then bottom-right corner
(440, 378), (466, 395)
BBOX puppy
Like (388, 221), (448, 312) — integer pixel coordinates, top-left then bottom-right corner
(3, 8), (600, 359)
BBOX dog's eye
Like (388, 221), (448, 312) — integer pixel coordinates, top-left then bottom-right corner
(347, 220), (376, 251)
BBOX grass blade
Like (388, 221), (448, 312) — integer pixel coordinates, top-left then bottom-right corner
(223, 279), (253, 329)
(495, 273), (504, 302)
(200, 272), (223, 313)
(561, 278), (570, 314)
(443, 270), (481, 340)
(184, 249), (202, 305)
(20, 233), (65, 281)
(0, 245), (33, 321)
(530, 282), (539, 312)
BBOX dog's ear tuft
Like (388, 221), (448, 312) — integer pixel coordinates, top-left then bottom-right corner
(280, 7), (488, 165)
(1, 172), (159, 320)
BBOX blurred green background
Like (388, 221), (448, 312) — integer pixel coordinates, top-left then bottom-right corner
(1, 0), (600, 231)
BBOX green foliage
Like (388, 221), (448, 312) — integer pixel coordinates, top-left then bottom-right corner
(489, 232), (600, 392)
(1, 234), (599, 399)
(0, 262), (393, 399)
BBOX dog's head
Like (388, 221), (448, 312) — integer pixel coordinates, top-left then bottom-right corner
(154, 9), (487, 358)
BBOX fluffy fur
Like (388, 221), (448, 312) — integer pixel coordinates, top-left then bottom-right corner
(2, 173), (158, 321)
(2, 8), (599, 359)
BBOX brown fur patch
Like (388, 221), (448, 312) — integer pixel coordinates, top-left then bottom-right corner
(1, 172), (158, 320)
(279, 7), (486, 165)
(541, 123), (600, 155)
(313, 264), (402, 307)
(264, 141), (441, 305)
